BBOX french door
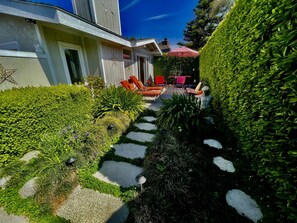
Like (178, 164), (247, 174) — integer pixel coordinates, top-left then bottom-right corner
(58, 42), (87, 84)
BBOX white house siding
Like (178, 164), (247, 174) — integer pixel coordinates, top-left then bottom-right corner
(41, 25), (84, 84)
(83, 37), (101, 77)
(0, 14), (38, 52)
(101, 43), (124, 85)
(93, 0), (121, 35)
(0, 51), (51, 91)
(124, 60), (135, 79)
(72, 0), (93, 22)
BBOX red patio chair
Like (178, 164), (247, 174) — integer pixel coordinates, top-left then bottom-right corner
(173, 76), (187, 88)
(155, 76), (167, 86)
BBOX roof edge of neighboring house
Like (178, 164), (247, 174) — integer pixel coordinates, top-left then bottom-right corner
(131, 38), (163, 56)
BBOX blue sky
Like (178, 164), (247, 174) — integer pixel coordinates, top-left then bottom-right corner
(28, 0), (198, 49)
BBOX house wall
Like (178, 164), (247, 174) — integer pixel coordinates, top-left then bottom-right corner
(72, 0), (93, 21)
(83, 37), (101, 76)
(0, 14), (38, 52)
(101, 43), (124, 85)
(93, 0), (121, 35)
(0, 51), (51, 91)
(124, 60), (135, 79)
(133, 48), (155, 82)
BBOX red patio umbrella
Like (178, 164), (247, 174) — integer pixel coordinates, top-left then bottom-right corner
(167, 46), (200, 57)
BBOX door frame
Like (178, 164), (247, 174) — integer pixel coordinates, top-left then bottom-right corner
(58, 41), (87, 84)
(136, 54), (149, 83)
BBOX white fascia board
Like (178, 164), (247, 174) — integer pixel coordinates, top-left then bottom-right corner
(55, 11), (130, 47)
(0, 0), (131, 47)
(131, 39), (163, 55)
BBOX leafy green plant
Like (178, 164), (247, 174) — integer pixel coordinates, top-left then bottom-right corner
(157, 94), (215, 139)
(83, 75), (105, 97)
(200, 0), (297, 221)
(93, 85), (144, 120)
(0, 85), (93, 167)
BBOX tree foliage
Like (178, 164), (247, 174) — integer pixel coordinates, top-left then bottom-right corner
(183, 0), (222, 50)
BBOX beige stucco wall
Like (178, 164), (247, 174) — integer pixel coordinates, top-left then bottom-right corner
(0, 55), (51, 91)
(0, 14), (38, 52)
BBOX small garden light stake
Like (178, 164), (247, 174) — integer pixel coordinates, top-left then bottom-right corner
(107, 124), (115, 130)
(65, 157), (76, 166)
(135, 174), (146, 191)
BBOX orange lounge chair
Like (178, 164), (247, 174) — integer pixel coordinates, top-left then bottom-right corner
(120, 80), (162, 97)
(130, 76), (164, 91)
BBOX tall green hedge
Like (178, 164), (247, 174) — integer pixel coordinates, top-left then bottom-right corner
(200, 0), (297, 221)
(0, 85), (93, 167)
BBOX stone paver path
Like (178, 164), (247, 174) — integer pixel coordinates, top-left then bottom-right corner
(93, 161), (143, 187)
(203, 139), (223, 149)
(226, 189), (263, 223)
(18, 177), (38, 198)
(126, 131), (155, 142)
(0, 176), (11, 189)
(134, 122), (157, 131)
(20, 151), (40, 163)
(143, 116), (157, 122)
(57, 186), (129, 223)
(213, 156), (235, 173)
(113, 143), (147, 159)
(0, 207), (29, 223)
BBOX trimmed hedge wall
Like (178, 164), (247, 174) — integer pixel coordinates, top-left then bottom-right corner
(200, 0), (297, 221)
(0, 85), (93, 167)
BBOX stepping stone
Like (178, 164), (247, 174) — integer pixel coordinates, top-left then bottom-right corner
(204, 116), (215, 124)
(134, 123), (157, 131)
(0, 207), (29, 223)
(20, 151), (40, 164)
(93, 161), (143, 187)
(126, 131), (155, 143)
(226, 189), (263, 223)
(213, 156), (235, 173)
(112, 143), (147, 159)
(18, 177), (38, 198)
(57, 186), (128, 223)
(0, 176), (11, 189)
(203, 139), (222, 149)
(143, 116), (157, 122)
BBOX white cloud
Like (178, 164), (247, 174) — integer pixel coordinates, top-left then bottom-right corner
(121, 0), (141, 12)
(144, 13), (173, 21)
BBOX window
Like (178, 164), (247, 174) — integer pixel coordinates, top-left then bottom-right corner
(123, 49), (132, 60)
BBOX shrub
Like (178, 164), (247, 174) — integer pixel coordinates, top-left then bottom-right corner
(0, 85), (93, 167)
(83, 75), (105, 97)
(93, 85), (144, 120)
(199, 0), (297, 221)
(156, 94), (216, 140)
